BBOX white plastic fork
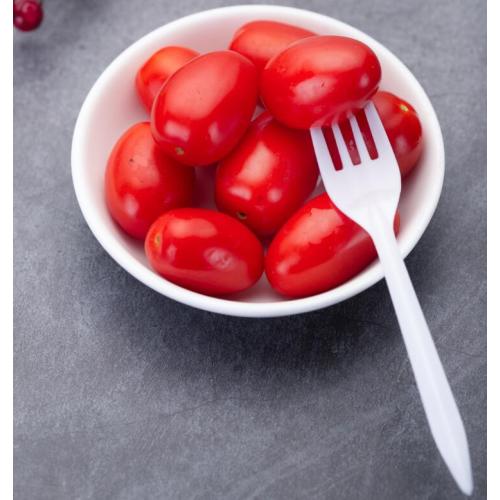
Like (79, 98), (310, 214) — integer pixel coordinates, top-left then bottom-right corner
(310, 102), (473, 495)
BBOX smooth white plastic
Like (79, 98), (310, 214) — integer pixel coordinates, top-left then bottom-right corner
(310, 102), (473, 495)
(71, 5), (445, 317)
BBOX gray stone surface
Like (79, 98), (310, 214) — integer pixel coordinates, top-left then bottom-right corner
(14, 0), (486, 498)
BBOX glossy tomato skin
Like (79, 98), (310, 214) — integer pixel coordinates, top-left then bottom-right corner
(145, 209), (264, 296)
(151, 51), (258, 166)
(105, 123), (195, 240)
(266, 193), (400, 298)
(372, 91), (423, 178)
(215, 111), (319, 237)
(260, 36), (382, 129)
(135, 46), (199, 112)
(229, 20), (315, 73)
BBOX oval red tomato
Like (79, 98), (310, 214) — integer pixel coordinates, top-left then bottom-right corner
(145, 209), (264, 295)
(229, 20), (315, 73)
(151, 51), (258, 166)
(260, 36), (381, 129)
(372, 91), (423, 177)
(105, 122), (195, 240)
(135, 46), (199, 112)
(215, 111), (318, 237)
(266, 193), (400, 298)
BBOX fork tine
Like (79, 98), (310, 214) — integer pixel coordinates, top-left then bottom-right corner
(310, 127), (336, 179)
(365, 101), (394, 155)
(348, 113), (370, 163)
(331, 123), (353, 168)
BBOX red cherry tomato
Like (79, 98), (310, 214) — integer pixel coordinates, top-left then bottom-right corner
(215, 111), (318, 237)
(105, 123), (195, 240)
(260, 36), (381, 129)
(229, 20), (315, 73)
(151, 51), (258, 166)
(372, 91), (423, 177)
(135, 46), (199, 112)
(145, 209), (264, 295)
(266, 193), (400, 297)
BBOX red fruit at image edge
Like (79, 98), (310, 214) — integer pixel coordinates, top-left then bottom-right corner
(13, 0), (43, 32)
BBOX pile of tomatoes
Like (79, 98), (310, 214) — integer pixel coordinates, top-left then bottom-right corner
(105, 20), (423, 298)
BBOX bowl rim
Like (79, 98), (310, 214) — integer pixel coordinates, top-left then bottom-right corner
(71, 4), (445, 318)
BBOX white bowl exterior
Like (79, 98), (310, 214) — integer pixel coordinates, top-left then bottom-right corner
(71, 5), (444, 317)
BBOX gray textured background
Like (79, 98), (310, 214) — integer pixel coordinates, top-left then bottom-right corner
(14, 1), (486, 499)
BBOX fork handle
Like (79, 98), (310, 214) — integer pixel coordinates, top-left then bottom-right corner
(368, 210), (473, 495)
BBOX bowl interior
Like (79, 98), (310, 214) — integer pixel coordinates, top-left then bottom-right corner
(72, 5), (444, 317)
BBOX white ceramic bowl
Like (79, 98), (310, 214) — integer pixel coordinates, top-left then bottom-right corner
(71, 5), (444, 318)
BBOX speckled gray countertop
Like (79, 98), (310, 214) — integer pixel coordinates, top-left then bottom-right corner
(14, 0), (486, 499)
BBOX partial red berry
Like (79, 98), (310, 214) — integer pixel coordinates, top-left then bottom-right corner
(14, 0), (43, 32)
